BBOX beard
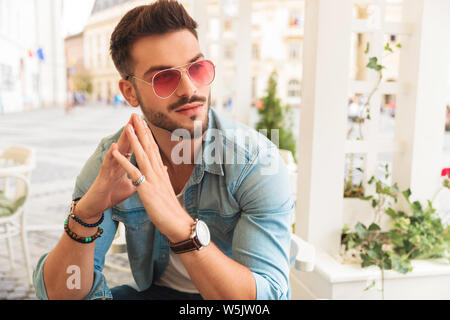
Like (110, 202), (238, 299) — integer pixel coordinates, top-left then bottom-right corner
(135, 87), (211, 140)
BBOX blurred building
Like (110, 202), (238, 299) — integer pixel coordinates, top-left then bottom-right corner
(0, 0), (66, 114)
(65, 32), (85, 92)
(83, 0), (152, 105)
(251, 0), (303, 110)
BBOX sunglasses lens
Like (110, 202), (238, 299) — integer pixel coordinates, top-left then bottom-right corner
(188, 60), (215, 86)
(153, 69), (181, 98)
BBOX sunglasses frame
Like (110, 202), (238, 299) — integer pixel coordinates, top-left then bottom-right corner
(126, 59), (216, 99)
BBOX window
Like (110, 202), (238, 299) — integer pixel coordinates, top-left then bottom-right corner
(252, 43), (260, 60)
(289, 11), (302, 27)
(224, 45), (234, 60)
(0, 64), (14, 91)
(224, 19), (233, 32)
(288, 42), (302, 60)
(288, 79), (301, 98)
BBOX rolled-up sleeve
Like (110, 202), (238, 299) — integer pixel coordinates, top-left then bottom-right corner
(232, 145), (294, 300)
(33, 232), (115, 301)
(33, 136), (118, 300)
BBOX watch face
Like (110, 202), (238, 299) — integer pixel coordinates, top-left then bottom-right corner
(196, 220), (210, 247)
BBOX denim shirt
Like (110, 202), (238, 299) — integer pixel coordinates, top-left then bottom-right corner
(33, 107), (294, 300)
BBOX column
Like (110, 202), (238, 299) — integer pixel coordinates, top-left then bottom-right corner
(392, 0), (450, 204)
(296, 0), (353, 256)
(233, 0), (252, 124)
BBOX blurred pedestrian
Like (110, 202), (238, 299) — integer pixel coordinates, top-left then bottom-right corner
(66, 90), (74, 115)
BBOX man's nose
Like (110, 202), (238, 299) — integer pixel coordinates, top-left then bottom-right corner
(175, 69), (198, 98)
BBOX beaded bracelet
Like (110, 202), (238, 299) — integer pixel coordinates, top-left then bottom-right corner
(64, 217), (103, 244)
(69, 199), (104, 228)
(70, 212), (104, 228)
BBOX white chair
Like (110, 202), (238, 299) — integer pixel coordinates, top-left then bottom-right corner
(0, 146), (35, 286)
(0, 172), (33, 285)
(0, 146), (36, 180)
(290, 233), (315, 273)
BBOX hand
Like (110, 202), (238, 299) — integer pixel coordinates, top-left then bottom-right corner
(112, 114), (194, 242)
(75, 116), (137, 222)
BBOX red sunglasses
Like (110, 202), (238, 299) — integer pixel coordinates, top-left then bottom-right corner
(127, 60), (215, 99)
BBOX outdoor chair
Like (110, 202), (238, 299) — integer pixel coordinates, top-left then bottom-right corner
(0, 146), (36, 285)
(0, 172), (33, 285)
(0, 146), (36, 180)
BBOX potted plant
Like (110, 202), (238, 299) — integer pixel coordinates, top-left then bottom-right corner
(340, 168), (450, 299)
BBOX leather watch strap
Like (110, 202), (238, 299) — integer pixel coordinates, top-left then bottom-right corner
(169, 237), (202, 254)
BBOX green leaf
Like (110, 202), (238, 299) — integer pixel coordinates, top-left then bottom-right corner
(396, 43), (402, 49)
(355, 222), (368, 239)
(348, 239), (356, 249)
(385, 207), (397, 219)
(367, 57), (383, 71)
(402, 189), (412, 202)
(364, 42), (370, 54)
(342, 224), (350, 234)
(384, 43), (393, 53)
(391, 255), (412, 274)
(368, 249), (382, 260)
(412, 201), (422, 214)
(361, 253), (375, 268)
(372, 199), (378, 208)
(364, 280), (376, 291)
(368, 223), (381, 232)
(389, 230), (404, 247)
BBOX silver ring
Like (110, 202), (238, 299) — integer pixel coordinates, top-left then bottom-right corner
(132, 175), (146, 187)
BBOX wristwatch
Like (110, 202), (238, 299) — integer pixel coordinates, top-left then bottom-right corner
(168, 219), (211, 254)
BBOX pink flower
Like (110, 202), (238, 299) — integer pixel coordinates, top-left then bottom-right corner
(256, 100), (263, 110)
(442, 168), (450, 178)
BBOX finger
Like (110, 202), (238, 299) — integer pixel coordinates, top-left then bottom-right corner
(131, 114), (155, 164)
(117, 116), (133, 155)
(112, 149), (142, 183)
(125, 124), (152, 175)
(106, 143), (127, 169)
(134, 114), (165, 169)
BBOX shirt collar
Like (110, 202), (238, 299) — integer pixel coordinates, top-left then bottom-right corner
(193, 107), (224, 183)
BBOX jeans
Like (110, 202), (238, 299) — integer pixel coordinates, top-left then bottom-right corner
(111, 284), (203, 300)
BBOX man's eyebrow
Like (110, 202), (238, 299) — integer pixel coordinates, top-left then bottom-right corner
(143, 53), (204, 78)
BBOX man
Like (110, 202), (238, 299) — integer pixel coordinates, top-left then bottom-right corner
(33, 0), (294, 300)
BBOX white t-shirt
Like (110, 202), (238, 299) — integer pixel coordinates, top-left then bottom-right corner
(153, 181), (200, 294)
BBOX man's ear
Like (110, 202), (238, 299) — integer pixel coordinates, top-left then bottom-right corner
(119, 79), (140, 108)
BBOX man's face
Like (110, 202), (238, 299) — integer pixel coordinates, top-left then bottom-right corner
(128, 30), (211, 138)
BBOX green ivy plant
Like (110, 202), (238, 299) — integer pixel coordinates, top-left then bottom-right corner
(344, 41), (401, 198)
(341, 168), (450, 299)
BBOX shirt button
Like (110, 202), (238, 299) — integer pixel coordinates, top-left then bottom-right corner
(161, 253), (167, 259)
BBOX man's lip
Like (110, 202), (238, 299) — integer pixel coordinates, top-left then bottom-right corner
(175, 103), (203, 112)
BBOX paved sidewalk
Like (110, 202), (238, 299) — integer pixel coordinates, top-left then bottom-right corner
(0, 105), (138, 300)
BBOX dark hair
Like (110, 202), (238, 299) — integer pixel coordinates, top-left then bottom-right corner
(110, 0), (199, 79)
